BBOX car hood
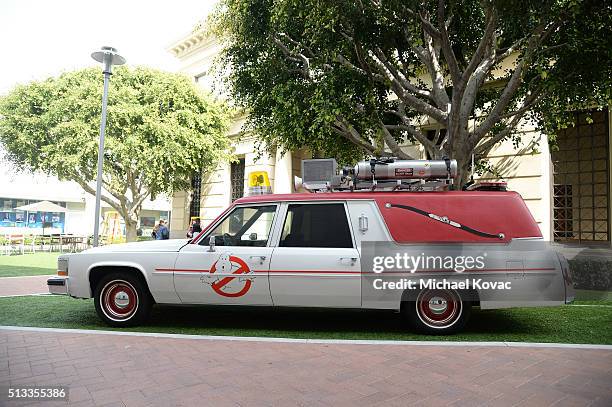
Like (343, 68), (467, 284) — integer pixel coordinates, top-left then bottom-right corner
(83, 239), (190, 254)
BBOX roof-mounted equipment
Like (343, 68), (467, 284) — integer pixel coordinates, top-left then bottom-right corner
(299, 158), (458, 192)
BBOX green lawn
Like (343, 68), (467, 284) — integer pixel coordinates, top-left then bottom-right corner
(574, 289), (612, 302)
(0, 252), (58, 277)
(0, 295), (610, 344)
(1, 254), (610, 344)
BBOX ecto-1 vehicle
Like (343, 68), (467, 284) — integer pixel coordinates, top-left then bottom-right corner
(48, 158), (574, 334)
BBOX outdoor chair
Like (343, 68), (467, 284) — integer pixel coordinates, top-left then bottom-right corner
(23, 234), (37, 253)
(5, 234), (25, 256)
(0, 236), (8, 255)
(36, 235), (52, 252)
(49, 234), (62, 252)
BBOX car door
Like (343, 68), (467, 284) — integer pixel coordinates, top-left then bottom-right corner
(268, 202), (361, 307)
(172, 204), (278, 304)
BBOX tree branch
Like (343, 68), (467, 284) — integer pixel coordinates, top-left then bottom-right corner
(461, 6), (497, 88)
(376, 117), (413, 159)
(421, 27), (450, 109)
(436, 0), (461, 84)
(497, 88), (544, 120)
(335, 53), (385, 82)
(75, 178), (124, 215)
(474, 114), (523, 156)
(383, 111), (436, 153)
(272, 36), (311, 80)
(471, 23), (548, 141)
(371, 47), (434, 100)
(366, 50), (447, 124)
(332, 117), (377, 155)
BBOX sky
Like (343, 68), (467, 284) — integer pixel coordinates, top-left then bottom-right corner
(0, 0), (219, 95)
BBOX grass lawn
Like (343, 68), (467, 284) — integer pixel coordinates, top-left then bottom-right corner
(0, 295), (610, 344)
(0, 252), (58, 277)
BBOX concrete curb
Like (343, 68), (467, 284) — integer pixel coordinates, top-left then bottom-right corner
(1, 325), (611, 350)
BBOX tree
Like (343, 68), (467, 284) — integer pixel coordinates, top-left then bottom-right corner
(211, 0), (611, 186)
(0, 67), (230, 241)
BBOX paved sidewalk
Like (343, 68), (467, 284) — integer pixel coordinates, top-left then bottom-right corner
(0, 275), (52, 297)
(1, 329), (611, 406)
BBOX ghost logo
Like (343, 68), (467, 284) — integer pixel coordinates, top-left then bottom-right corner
(201, 254), (254, 298)
(216, 253), (233, 274)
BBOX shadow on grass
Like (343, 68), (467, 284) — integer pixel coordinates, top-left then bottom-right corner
(144, 304), (538, 339)
(4, 294), (607, 343)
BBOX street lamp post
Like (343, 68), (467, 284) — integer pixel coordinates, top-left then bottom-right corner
(91, 46), (125, 246)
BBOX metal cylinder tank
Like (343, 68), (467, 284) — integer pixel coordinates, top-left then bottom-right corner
(354, 159), (458, 180)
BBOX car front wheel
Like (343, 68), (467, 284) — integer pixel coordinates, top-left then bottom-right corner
(403, 288), (471, 335)
(94, 273), (152, 327)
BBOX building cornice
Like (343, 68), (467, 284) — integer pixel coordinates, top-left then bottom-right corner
(167, 29), (217, 59)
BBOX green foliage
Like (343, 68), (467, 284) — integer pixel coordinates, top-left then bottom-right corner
(0, 67), (230, 238)
(0, 67), (229, 197)
(210, 0), (611, 177)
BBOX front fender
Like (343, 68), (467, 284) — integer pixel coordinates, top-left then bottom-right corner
(73, 252), (181, 304)
(86, 261), (150, 297)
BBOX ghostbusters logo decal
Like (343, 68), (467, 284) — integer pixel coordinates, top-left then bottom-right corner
(200, 254), (255, 297)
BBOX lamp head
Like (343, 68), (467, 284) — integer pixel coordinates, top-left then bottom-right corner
(91, 46), (126, 74)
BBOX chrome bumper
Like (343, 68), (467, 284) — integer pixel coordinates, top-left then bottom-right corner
(47, 277), (68, 295)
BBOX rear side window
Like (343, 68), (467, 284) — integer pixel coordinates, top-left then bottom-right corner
(280, 203), (353, 248)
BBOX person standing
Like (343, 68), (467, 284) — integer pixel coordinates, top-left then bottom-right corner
(192, 218), (202, 235)
(155, 220), (170, 240)
(186, 218), (202, 238)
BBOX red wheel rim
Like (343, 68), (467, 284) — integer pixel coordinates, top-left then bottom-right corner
(416, 289), (461, 329)
(101, 280), (139, 321)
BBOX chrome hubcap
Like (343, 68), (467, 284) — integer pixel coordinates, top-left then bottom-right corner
(428, 297), (448, 314)
(416, 289), (462, 329)
(114, 291), (130, 309)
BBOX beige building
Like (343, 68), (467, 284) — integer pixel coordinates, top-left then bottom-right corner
(167, 30), (611, 246)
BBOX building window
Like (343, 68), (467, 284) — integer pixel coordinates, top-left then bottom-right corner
(195, 72), (213, 92)
(189, 172), (202, 219)
(0, 198), (66, 231)
(552, 108), (610, 243)
(553, 184), (574, 239)
(231, 158), (245, 202)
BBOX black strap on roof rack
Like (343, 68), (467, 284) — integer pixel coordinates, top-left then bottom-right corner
(443, 157), (454, 191)
(386, 203), (505, 240)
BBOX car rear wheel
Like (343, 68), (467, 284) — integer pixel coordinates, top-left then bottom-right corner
(94, 272), (152, 327)
(403, 288), (471, 335)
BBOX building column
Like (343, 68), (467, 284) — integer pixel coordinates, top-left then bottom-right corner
(540, 133), (553, 241)
(169, 190), (190, 239)
(273, 149), (293, 194)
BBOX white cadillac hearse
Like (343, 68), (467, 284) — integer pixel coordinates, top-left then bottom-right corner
(48, 159), (574, 334)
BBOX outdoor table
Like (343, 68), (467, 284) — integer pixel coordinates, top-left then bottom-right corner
(57, 235), (87, 253)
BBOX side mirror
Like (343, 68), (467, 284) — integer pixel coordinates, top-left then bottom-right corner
(207, 235), (216, 252)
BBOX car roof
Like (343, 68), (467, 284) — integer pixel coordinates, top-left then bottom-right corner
(233, 191), (521, 204)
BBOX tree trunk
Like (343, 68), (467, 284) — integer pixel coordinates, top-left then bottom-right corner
(125, 219), (138, 242)
(123, 205), (141, 243)
(453, 155), (472, 189)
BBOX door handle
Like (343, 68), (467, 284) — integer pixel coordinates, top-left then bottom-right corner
(339, 257), (358, 266)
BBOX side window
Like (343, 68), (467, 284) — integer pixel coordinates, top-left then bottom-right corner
(280, 203), (353, 248)
(202, 205), (276, 247)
